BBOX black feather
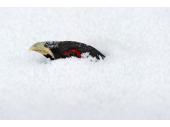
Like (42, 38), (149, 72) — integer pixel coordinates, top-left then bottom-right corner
(44, 41), (105, 60)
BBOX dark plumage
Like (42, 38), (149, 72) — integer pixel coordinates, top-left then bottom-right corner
(30, 41), (105, 60)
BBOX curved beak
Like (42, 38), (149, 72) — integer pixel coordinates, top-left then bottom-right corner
(29, 42), (45, 51)
(29, 42), (55, 59)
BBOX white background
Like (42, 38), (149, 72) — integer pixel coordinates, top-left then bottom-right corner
(0, 0), (170, 126)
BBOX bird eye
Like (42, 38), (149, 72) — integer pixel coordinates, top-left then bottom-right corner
(44, 41), (52, 47)
(44, 41), (59, 49)
(44, 43), (48, 47)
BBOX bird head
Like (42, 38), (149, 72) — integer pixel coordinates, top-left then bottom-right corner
(29, 42), (55, 60)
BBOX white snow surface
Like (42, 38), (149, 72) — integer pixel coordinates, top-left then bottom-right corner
(0, 8), (170, 119)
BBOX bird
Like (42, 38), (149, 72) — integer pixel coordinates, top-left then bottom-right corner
(29, 41), (105, 60)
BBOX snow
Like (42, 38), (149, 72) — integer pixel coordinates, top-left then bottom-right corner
(0, 8), (170, 119)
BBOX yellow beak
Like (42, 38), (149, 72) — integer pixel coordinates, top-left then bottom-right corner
(29, 42), (55, 59)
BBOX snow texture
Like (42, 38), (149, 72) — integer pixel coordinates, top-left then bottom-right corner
(0, 8), (170, 119)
